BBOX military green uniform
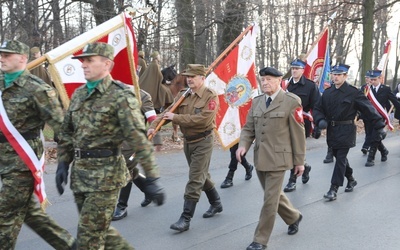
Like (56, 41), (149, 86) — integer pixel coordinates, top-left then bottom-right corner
(151, 84), (219, 200)
(0, 68), (75, 248)
(58, 75), (159, 249)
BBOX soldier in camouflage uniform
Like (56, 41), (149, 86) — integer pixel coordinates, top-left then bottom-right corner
(56, 42), (165, 249)
(0, 40), (76, 249)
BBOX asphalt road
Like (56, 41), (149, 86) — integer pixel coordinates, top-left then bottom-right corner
(13, 130), (400, 250)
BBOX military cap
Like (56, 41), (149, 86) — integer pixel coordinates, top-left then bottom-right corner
(331, 63), (350, 74)
(181, 64), (207, 76)
(138, 51), (145, 57)
(290, 59), (306, 68)
(0, 40), (30, 55)
(365, 70), (371, 77)
(369, 70), (382, 79)
(30, 47), (40, 54)
(72, 42), (114, 60)
(259, 67), (283, 77)
(150, 51), (159, 59)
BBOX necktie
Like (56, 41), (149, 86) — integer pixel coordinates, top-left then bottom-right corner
(266, 97), (272, 108)
(375, 87), (378, 93)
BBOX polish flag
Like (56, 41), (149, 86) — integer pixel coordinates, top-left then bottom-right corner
(37, 12), (138, 107)
(206, 25), (259, 149)
(303, 27), (329, 92)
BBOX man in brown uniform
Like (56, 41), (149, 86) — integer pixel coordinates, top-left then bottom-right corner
(137, 51), (147, 77)
(148, 64), (223, 232)
(29, 47), (53, 88)
(237, 67), (305, 250)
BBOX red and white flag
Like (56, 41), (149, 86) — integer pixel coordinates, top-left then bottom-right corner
(206, 25), (259, 149)
(33, 12), (138, 107)
(303, 27), (329, 90)
(376, 40), (391, 71)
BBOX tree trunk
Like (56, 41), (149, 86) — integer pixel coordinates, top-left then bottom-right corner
(360, 0), (375, 82)
(219, 0), (246, 54)
(175, 0), (195, 71)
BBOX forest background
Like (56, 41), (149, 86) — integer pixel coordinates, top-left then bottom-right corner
(1, 0), (400, 89)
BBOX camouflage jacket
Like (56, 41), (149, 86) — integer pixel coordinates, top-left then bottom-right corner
(57, 75), (159, 192)
(0, 69), (63, 174)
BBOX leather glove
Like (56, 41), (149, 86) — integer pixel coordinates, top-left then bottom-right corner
(312, 127), (321, 139)
(55, 162), (70, 195)
(318, 119), (328, 129)
(371, 128), (387, 142)
(143, 177), (165, 206)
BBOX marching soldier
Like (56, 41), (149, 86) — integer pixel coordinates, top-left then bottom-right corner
(56, 42), (165, 248)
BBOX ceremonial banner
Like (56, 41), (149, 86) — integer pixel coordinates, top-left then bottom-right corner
(206, 25), (258, 149)
(28, 12), (139, 108)
(376, 40), (391, 71)
(303, 27), (330, 93)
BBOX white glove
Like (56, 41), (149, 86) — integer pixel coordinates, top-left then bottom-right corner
(396, 92), (400, 99)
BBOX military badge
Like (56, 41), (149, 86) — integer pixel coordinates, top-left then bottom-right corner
(294, 107), (304, 124)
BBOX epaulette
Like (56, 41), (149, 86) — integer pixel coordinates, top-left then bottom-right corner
(112, 80), (129, 90)
(348, 84), (358, 90)
(253, 94), (264, 99)
(28, 73), (47, 85)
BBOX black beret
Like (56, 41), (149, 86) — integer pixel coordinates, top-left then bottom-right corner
(259, 67), (283, 77)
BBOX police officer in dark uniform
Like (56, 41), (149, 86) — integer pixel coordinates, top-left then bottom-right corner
(148, 64), (223, 232)
(364, 70), (400, 166)
(313, 64), (385, 201)
(283, 59), (320, 192)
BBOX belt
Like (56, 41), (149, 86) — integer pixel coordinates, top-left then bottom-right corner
(0, 132), (39, 143)
(330, 120), (354, 126)
(74, 148), (121, 159)
(184, 130), (212, 141)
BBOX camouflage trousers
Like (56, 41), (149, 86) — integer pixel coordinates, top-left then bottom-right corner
(74, 189), (134, 250)
(0, 171), (75, 249)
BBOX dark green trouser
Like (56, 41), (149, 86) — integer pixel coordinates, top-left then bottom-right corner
(0, 171), (75, 249)
(74, 189), (134, 250)
(183, 135), (215, 201)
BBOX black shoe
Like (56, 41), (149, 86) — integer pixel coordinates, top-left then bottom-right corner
(220, 178), (233, 188)
(112, 207), (127, 221)
(284, 182), (296, 192)
(141, 196), (152, 207)
(381, 149), (389, 162)
(246, 242), (266, 250)
(245, 165), (254, 180)
(323, 188), (337, 201)
(361, 148), (368, 155)
(288, 213), (302, 235)
(365, 160), (375, 167)
(345, 179), (357, 192)
(323, 157), (333, 163)
(302, 165), (311, 184)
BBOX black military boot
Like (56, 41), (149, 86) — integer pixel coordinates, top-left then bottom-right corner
(132, 174), (152, 207)
(302, 163), (311, 184)
(203, 187), (223, 218)
(378, 144), (389, 162)
(323, 185), (338, 201)
(365, 147), (377, 167)
(284, 170), (297, 192)
(244, 164), (254, 180)
(344, 176), (357, 192)
(323, 147), (334, 163)
(220, 170), (234, 188)
(170, 199), (197, 232)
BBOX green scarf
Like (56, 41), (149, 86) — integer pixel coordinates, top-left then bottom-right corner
(86, 79), (102, 94)
(4, 71), (24, 88)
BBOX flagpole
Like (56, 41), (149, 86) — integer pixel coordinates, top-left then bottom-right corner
(206, 25), (254, 74)
(122, 12), (141, 104)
